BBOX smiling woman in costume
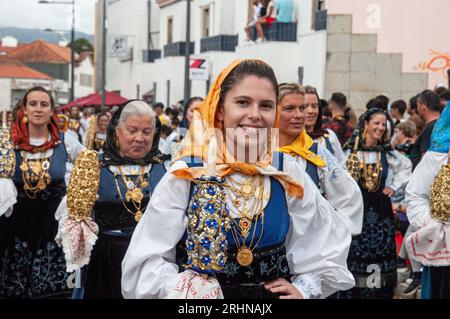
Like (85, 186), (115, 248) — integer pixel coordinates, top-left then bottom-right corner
(340, 108), (412, 299)
(277, 83), (363, 236)
(121, 60), (355, 299)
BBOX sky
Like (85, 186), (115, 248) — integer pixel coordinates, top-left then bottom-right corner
(0, 0), (96, 34)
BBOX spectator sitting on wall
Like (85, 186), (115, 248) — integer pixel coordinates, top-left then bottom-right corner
(390, 99), (407, 126)
(244, 0), (263, 43)
(275, 0), (294, 23)
(255, 0), (276, 43)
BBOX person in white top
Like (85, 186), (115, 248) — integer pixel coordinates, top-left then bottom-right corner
(255, 0), (277, 43)
(404, 102), (450, 299)
(278, 83), (363, 236)
(244, 0), (263, 43)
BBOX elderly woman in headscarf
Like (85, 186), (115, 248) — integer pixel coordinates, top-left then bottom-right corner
(55, 100), (170, 299)
(121, 60), (355, 299)
(340, 107), (412, 299)
(404, 102), (450, 299)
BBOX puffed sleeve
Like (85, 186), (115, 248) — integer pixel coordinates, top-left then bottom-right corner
(64, 131), (86, 164)
(386, 150), (412, 192)
(282, 156), (355, 299)
(0, 178), (17, 218)
(317, 145), (363, 235)
(121, 160), (190, 299)
(326, 129), (346, 164)
(405, 151), (446, 228)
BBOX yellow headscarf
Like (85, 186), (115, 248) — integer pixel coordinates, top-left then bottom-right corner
(278, 130), (326, 167)
(173, 59), (303, 198)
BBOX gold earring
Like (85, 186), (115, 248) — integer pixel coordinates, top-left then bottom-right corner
(115, 137), (120, 149)
(23, 115), (28, 124)
(363, 128), (367, 141)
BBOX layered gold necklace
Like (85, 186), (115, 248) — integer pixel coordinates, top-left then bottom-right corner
(20, 152), (51, 199)
(361, 151), (383, 192)
(224, 174), (267, 266)
(114, 166), (149, 222)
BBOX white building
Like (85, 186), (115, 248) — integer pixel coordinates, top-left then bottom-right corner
(74, 53), (95, 99)
(102, 0), (447, 113)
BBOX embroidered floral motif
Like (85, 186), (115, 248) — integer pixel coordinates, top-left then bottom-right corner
(0, 238), (68, 298)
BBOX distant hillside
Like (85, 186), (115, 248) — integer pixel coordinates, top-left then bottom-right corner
(0, 26), (94, 45)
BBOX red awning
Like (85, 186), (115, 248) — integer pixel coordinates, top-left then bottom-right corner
(60, 91), (128, 111)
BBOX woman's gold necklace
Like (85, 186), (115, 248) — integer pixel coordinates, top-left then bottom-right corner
(114, 165), (149, 222)
(361, 151), (382, 192)
(224, 174), (266, 266)
(20, 152), (52, 199)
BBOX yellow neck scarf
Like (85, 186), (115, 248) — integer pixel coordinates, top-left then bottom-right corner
(278, 130), (326, 167)
(172, 59), (303, 199)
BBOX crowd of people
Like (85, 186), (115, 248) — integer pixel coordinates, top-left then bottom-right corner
(0, 59), (449, 300)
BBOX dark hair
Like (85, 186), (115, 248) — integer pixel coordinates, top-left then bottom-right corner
(375, 95), (389, 111)
(180, 96), (204, 129)
(97, 112), (110, 122)
(303, 85), (328, 138)
(418, 89), (440, 112)
(440, 89), (450, 101)
(153, 102), (164, 110)
(391, 100), (407, 116)
(23, 86), (55, 109)
(366, 98), (385, 111)
(344, 107), (392, 152)
(219, 60), (278, 106)
(169, 108), (179, 118)
(330, 92), (347, 109)
(322, 105), (331, 117)
(409, 94), (418, 111)
(160, 124), (172, 136)
(171, 117), (181, 127)
(435, 86), (447, 95)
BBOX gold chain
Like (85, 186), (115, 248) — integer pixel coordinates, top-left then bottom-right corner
(361, 151), (383, 192)
(114, 166), (149, 222)
(224, 174), (266, 266)
(20, 152), (51, 199)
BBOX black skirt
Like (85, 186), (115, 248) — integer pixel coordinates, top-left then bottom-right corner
(336, 188), (397, 299)
(0, 197), (69, 299)
(84, 231), (132, 299)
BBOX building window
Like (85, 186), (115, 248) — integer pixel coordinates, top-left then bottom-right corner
(167, 16), (173, 44)
(202, 6), (210, 38)
(80, 74), (93, 87)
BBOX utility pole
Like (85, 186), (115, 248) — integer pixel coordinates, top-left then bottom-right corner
(101, 0), (107, 109)
(183, 0), (191, 109)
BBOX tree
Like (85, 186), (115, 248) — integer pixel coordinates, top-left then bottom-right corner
(68, 38), (93, 54)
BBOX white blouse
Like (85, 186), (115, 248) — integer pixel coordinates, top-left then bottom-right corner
(314, 129), (346, 164)
(121, 157), (355, 299)
(405, 151), (448, 228)
(343, 149), (412, 192)
(286, 145), (364, 235)
(0, 132), (85, 218)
